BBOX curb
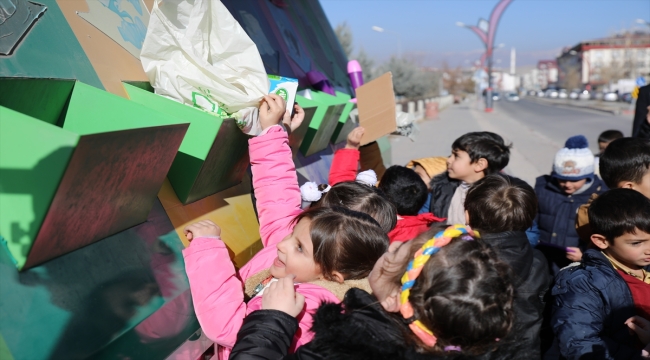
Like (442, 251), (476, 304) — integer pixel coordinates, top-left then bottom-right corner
(525, 97), (623, 115)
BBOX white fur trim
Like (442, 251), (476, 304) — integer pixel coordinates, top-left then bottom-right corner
(300, 182), (323, 202)
(356, 170), (377, 186)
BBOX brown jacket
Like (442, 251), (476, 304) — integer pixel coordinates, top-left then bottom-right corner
(575, 193), (599, 242)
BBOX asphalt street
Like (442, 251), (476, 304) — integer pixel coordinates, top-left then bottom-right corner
(388, 97), (634, 185)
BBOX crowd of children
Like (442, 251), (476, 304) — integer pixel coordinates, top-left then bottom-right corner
(181, 96), (650, 359)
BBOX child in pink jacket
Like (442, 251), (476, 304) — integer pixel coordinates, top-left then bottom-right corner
(182, 95), (390, 359)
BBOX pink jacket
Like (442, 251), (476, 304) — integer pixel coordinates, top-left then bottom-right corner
(182, 127), (342, 358)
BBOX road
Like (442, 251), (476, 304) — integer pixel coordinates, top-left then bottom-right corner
(388, 97), (634, 185)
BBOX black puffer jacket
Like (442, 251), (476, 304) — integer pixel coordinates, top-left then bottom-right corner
(229, 288), (529, 360)
(480, 231), (551, 360)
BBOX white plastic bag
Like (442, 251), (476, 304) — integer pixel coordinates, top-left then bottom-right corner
(141, 0), (269, 134)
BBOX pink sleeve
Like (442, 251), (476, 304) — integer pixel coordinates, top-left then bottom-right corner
(250, 127), (302, 247)
(328, 148), (360, 185)
(182, 237), (246, 348)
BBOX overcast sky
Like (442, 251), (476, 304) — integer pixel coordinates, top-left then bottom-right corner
(320, 0), (650, 68)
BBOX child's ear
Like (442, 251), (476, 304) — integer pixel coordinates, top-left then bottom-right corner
(618, 181), (636, 190)
(473, 158), (488, 173)
(380, 287), (402, 313)
(591, 234), (609, 250)
(330, 271), (345, 284)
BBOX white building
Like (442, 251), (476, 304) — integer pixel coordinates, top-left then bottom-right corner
(557, 32), (650, 89)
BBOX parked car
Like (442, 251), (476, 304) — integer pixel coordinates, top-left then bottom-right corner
(492, 92), (500, 101)
(558, 89), (568, 99)
(578, 90), (590, 100)
(537, 90), (545, 97)
(591, 91), (604, 100)
(546, 89), (559, 98)
(506, 93), (520, 101)
(620, 93), (632, 103)
(603, 92), (618, 102)
(528, 90), (537, 96)
(569, 89), (581, 100)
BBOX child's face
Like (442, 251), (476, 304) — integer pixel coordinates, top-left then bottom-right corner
(595, 228), (650, 270)
(598, 141), (610, 155)
(556, 178), (587, 195)
(447, 149), (483, 183)
(271, 218), (322, 282)
(413, 165), (432, 189)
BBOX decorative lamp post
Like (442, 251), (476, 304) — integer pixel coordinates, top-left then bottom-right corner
(456, 0), (514, 112)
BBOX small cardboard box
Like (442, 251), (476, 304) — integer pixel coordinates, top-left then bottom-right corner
(268, 75), (299, 114)
(356, 72), (397, 145)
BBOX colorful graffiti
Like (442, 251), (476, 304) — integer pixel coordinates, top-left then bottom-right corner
(0, 0), (357, 358)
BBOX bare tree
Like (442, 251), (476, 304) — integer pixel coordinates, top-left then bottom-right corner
(355, 47), (376, 82)
(379, 56), (430, 98)
(334, 22), (353, 60)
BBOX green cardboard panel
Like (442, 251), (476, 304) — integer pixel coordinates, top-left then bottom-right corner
(332, 115), (357, 145)
(289, 106), (316, 153)
(123, 84), (250, 205)
(0, 78), (75, 126)
(0, 200), (196, 360)
(0, 109), (78, 268)
(0, 78), (190, 270)
(296, 94), (343, 157)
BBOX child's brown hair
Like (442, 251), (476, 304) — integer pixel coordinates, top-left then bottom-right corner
(294, 206), (389, 281)
(386, 227), (515, 355)
(313, 181), (397, 233)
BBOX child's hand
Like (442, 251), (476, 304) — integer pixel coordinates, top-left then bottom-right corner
(345, 126), (365, 149)
(184, 220), (221, 242)
(282, 103), (305, 134)
(565, 247), (582, 262)
(626, 316), (650, 345)
(259, 94), (286, 131)
(262, 275), (305, 317)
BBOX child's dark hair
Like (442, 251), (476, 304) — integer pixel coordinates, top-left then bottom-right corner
(599, 138), (650, 188)
(386, 228), (515, 355)
(588, 188), (650, 242)
(597, 130), (623, 144)
(314, 181), (397, 233)
(451, 132), (511, 175)
(378, 165), (428, 215)
(464, 174), (537, 233)
(294, 206), (389, 281)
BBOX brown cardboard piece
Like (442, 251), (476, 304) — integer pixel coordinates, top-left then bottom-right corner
(356, 72), (396, 146)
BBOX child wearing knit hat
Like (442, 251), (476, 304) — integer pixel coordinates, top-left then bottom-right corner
(535, 135), (608, 275)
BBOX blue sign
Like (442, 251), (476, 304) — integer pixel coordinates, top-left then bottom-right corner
(637, 76), (647, 86)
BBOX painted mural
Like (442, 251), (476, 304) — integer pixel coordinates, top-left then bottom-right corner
(0, 0), (355, 358)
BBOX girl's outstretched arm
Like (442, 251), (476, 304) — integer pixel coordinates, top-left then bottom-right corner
(251, 96), (302, 247)
(182, 221), (246, 347)
(328, 127), (364, 185)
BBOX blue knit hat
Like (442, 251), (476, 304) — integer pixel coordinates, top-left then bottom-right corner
(551, 135), (595, 181)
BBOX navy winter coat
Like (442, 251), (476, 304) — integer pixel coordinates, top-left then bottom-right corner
(551, 249), (647, 360)
(534, 175), (607, 274)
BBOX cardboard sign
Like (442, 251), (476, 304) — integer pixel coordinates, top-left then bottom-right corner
(356, 72), (396, 145)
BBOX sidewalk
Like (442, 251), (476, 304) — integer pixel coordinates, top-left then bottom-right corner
(526, 96), (634, 115)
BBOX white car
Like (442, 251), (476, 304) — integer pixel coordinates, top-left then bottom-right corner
(603, 92), (618, 102)
(578, 90), (590, 100)
(546, 90), (559, 98)
(558, 90), (568, 99)
(537, 90), (545, 97)
(569, 91), (579, 99)
(506, 93), (520, 101)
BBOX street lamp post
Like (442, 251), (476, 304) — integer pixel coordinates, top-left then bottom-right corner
(372, 26), (402, 57)
(456, 0), (514, 112)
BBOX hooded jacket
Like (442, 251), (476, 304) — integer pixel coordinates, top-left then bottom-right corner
(388, 213), (444, 243)
(480, 231), (551, 359)
(551, 249), (648, 360)
(182, 127), (368, 359)
(230, 288), (528, 360)
(534, 175), (607, 274)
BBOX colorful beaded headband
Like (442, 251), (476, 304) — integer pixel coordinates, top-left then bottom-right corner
(400, 224), (479, 349)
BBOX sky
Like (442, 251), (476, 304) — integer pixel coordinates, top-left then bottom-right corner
(320, 0), (650, 69)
